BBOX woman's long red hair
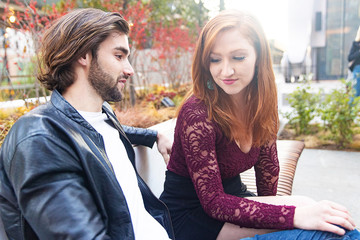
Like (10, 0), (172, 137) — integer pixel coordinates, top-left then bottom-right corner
(179, 10), (278, 147)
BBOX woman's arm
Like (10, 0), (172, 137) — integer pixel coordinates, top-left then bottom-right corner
(252, 140), (356, 235)
(178, 105), (295, 229)
(254, 140), (279, 196)
(246, 195), (356, 236)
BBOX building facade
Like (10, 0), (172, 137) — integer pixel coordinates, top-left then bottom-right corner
(314, 0), (360, 80)
(285, 0), (360, 81)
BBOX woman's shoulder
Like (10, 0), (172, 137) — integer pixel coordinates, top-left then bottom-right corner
(182, 95), (207, 110)
(179, 95), (208, 118)
(176, 96), (221, 137)
(176, 95), (223, 137)
(176, 95), (213, 127)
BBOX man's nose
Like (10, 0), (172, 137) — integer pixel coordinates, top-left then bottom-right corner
(124, 59), (134, 77)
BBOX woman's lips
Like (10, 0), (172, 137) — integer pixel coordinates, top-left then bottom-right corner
(222, 79), (237, 85)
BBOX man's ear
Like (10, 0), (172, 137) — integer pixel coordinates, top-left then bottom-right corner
(77, 52), (92, 66)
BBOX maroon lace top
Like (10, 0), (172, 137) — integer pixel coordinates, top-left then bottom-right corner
(167, 96), (295, 229)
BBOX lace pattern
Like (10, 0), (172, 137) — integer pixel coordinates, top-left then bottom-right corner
(255, 142), (280, 196)
(167, 96), (295, 229)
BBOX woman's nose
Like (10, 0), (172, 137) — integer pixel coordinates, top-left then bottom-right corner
(221, 61), (234, 77)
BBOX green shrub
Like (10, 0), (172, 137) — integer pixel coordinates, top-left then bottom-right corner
(282, 83), (321, 135)
(318, 80), (360, 148)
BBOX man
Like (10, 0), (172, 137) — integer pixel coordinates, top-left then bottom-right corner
(0, 8), (174, 239)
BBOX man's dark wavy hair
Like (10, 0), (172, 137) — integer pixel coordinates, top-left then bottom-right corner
(38, 8), (129, 93)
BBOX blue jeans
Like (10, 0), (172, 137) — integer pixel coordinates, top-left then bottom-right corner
(242, 228), (360, 240)
(352, 64), (360, 97)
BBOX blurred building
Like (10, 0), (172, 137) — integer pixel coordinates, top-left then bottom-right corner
(269, 39), (286, 65)
(282, 0), (360, 81)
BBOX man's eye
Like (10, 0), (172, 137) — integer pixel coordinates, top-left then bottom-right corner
(210, 58), (220, 63)
(234, 56), (246, 61)
(116, 55), (123, 59)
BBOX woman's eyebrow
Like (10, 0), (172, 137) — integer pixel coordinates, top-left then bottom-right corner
(210, 49), (249, 55)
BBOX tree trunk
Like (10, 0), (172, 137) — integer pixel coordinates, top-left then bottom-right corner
(123, 0), (129, 10)
(129, 78), (136, 107)
(129, 48), (137, 107)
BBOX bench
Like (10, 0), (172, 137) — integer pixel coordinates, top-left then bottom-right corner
(135, 119), (305, 198)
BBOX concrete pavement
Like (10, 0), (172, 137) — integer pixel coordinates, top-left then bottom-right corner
(292, 149), (360, 226)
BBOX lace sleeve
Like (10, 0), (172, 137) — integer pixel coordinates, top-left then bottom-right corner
(254, 141), (279, 196)
(179, 109), (295, 229)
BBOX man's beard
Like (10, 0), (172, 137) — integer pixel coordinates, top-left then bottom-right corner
(88, 58), (127, 102)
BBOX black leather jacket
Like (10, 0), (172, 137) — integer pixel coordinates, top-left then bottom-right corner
(0, 90), (174, 240)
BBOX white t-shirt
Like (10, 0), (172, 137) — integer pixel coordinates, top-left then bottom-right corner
(79, 110), (170, 240)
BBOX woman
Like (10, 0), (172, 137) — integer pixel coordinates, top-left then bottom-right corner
(160, 10), (359, 240)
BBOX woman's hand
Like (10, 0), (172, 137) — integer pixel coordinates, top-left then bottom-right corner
(294, 200), (356, 236)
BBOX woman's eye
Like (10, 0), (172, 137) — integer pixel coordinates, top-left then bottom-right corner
(234, 56), (246, 61)
(210, 58), (220, 63)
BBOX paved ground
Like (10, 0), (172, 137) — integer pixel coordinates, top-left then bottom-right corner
(292, 149), (360, 226)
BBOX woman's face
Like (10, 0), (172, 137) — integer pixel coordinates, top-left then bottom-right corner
(209, 28), (257, 101)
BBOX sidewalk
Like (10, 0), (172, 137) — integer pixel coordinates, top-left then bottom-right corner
(292, 149), (360, 226)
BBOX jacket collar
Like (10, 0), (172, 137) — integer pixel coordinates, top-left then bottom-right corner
(50, 90), (96, 131)
(101, 101), (130, 144)
(50, 90), (128, 140)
